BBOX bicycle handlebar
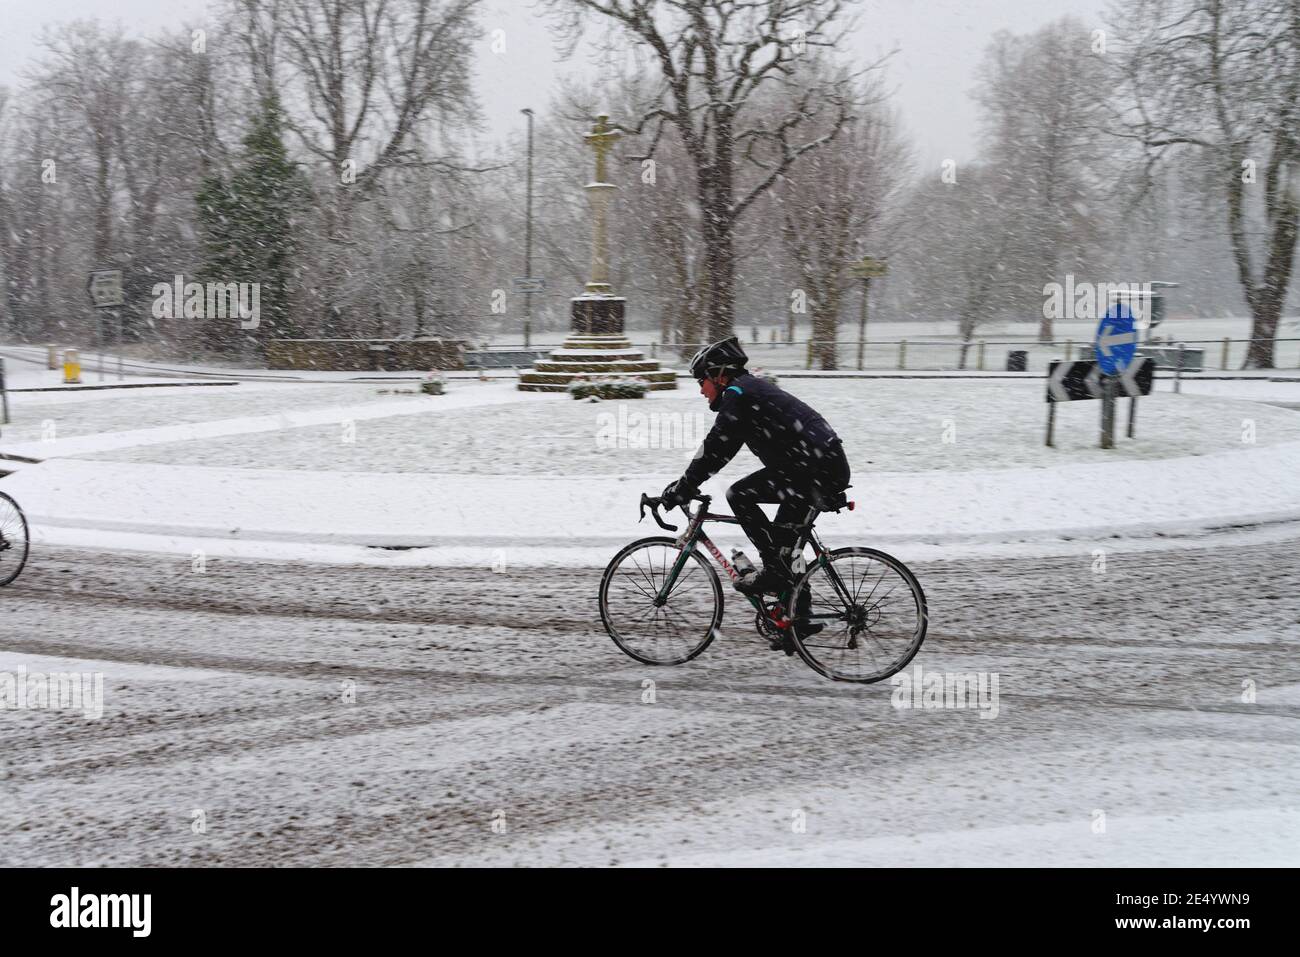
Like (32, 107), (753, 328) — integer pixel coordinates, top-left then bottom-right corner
(639, 492), (712, 533)
(639, 493), (678, 532)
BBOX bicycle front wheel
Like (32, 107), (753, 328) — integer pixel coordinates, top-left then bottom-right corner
(599, 536), (723, 665)
(790, 547), (927, 683)
(0, 491), (31, 587)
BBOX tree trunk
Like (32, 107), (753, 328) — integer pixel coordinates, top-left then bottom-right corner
(701, 216), (736, 342)
(1243, 296), (1282, 368)
(1227, 146), (1299, 369)
(958, 309), (977, 370)
(813, 284), (841, 370)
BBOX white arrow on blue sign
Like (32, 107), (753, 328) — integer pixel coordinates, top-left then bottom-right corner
(1095, 302), (1138, 375)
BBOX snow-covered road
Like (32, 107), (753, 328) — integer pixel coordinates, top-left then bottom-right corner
(2, 528), (1297, 866)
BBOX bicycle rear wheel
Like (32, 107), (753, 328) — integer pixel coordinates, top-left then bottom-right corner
(0, 492), (31, 587)
(599, 536), (723, 665)
(789, 547), (927, 683)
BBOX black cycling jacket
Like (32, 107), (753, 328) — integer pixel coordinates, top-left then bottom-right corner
(680, 373), (843, 491)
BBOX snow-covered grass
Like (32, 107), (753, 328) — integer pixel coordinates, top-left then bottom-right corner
(3, 374), (1298, 558)
(0, 380), (540, 451)
(9, 434), (1300, 552)
(59, 377), (1300, 473)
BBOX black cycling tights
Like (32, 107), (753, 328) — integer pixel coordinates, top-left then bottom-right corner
(725, 443), (851, 564)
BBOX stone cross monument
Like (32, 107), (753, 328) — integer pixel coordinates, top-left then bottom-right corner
(582, 114), (620, 296)
(518, 114), (676, 392)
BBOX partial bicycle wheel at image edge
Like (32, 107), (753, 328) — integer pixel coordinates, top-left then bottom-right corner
(0, 491), (30, 587)
(599, 536), (723, 665)
(789, 547), (928, 683)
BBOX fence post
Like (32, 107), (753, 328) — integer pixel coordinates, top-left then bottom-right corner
(898, 339), (907, 371)
(650, 341), (657, 358)
(1065, 339), (1073, 363)
(977, 340), (986, 371)
(0, 358), (8, 425)
(1175, 343), (1185, 394)
(806, 339), (814, 370)
(1221, 337), (1230, 370)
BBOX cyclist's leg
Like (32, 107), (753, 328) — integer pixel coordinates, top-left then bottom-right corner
(725, 468), (786, 559)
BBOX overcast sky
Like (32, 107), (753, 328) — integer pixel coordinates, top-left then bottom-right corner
(0, 0), (1108, 164)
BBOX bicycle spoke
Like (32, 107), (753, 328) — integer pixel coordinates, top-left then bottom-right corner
(618, 571), (658, 603)
(793, 550), (925, 682)
(602, 542), (720, 665)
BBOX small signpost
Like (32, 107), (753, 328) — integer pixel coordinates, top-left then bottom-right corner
(512, 277), (546, 294)
(848, 257), (887, 370)
(87, 270), (124, 309)
(87, 268), (125, 381)
(1045, 356), (1154, 447)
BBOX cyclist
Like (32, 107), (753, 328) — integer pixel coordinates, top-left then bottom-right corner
(661, 336), (851, 601)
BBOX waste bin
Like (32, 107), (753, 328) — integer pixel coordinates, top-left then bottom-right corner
(64, 349), (82, 384)
(1006, 350), (1028, 372)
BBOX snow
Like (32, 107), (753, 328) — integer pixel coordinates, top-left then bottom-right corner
(617, 807), (1300, 867)
(0, 382), (545, 459)
(3, 375), (1298, 563)
(5, 434), (1300, 557)
(16, 378), (1300, 473)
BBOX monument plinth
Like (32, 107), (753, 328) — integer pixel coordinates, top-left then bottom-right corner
(518, 115), (676, 393)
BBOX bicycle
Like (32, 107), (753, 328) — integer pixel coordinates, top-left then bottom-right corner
(0, 490), (30, 587)
(598, 491), (928, 683)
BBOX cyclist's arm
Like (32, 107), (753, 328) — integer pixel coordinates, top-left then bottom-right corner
(680, 388), (748, 491)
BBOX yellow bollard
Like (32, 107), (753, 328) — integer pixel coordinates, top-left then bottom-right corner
(63, 348), (82, 384)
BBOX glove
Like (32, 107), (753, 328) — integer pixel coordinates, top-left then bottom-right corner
(661, 480), (694, 508)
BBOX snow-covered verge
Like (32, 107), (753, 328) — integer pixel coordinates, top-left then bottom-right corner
(9, 378), (1300, 472)
(6, 436), (1300, 560)
(2, 375), (1297, 563)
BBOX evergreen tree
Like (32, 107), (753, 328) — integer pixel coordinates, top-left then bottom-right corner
(196, 95), (307, 355)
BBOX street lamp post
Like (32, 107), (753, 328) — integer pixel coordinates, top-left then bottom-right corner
(521, 108), (535, 349)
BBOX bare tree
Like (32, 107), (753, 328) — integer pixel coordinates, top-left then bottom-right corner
(889, 166), (1018, 368)
(974, 17), (1114, 342)
(35, 23), (129, 267)
(545, 0), (873, 340)
(778, 73), (910, 369)
(1112, 0), (1300, 367)
(232, 0), (483, 333)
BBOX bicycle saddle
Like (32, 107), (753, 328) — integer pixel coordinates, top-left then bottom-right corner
(810, 484), (854, 513)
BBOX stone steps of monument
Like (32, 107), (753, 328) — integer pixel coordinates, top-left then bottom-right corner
(550, 347), (646, 358)
(533, 359), (664, 373)
(517, 369), (678, 388)
(544, 353), (658, 365)
(558, 337), (635, 350)
(517, 379), (679, 393)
